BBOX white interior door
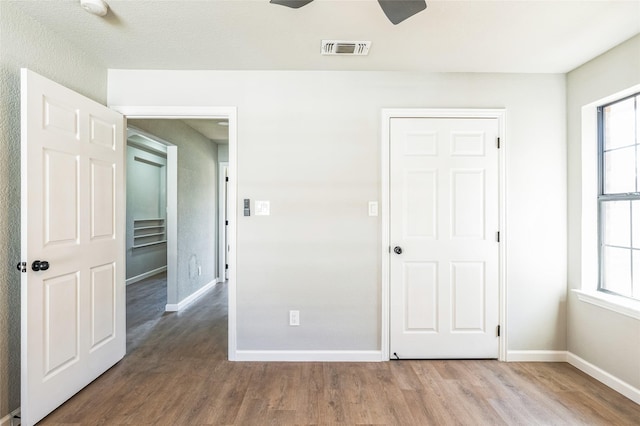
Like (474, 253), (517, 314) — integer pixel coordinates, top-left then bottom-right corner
(389, 116), (500, 359)
(20, 69), (125, 425)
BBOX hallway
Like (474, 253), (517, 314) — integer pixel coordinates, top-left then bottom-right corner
(39, 279), (640, 425)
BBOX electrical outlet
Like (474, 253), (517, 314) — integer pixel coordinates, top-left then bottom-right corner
(289, 310), (300, 326)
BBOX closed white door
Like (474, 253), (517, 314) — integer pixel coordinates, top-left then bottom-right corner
(20, 69), (125, 425)
(389, 116), (500, 359)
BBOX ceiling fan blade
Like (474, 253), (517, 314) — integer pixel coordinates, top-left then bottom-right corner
(378, 0), (427, 25)
(270, 0), (314, 8)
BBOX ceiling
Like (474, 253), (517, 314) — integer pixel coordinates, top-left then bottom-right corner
(182, 119), (229, 142)
(10, 0), (640, 74)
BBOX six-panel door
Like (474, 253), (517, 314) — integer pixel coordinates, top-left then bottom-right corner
(389, 117), (500, 359)
(21, 69), (125, 426)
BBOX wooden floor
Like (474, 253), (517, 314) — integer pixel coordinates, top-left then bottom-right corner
(40, 276), (640, 425)
(125, 272), (169, 352)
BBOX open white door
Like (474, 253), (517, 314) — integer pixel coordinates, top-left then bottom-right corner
(20, 69), (125, 425)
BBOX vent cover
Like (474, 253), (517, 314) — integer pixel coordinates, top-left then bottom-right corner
(321, 40), (371, 56)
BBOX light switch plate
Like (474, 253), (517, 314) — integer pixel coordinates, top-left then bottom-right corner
(368, 201), (379, 217)
(255, 200), (270, 216)
(289, 310), (300, 326)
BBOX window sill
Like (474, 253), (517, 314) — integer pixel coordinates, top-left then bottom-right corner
(573, 290), (640, 321)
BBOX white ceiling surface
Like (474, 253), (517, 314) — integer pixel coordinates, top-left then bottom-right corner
(11, 0), (640, 74)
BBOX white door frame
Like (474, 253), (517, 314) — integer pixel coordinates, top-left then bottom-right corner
(219, 162), (229, 282)
(110, 106), (238, 361)
(381, 108), (507, 362)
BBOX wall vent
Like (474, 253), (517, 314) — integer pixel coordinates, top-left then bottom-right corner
(321, 40), (371, 56)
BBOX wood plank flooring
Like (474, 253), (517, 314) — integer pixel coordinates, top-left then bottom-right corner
(40, 276), (640, 425)
(125, 272), (168, 352)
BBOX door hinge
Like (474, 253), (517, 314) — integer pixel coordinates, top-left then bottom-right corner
(496, 231), (500, 242)
(225, 264), (228, 270)
(497, 137), (501, 149)
(225, 176), (229, 182)
(16, 262), (26, 273)
(497, 325), (501, 337)
(225, 220), (229, 226)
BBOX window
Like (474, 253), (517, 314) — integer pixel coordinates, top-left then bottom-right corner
(599, 93), (640, 300)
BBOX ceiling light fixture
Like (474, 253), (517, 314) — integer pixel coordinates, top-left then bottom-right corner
(80, 0), (109, 17)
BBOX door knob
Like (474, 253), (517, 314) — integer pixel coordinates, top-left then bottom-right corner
(31, 260), (50, 272)
(393, 246), (403, 255)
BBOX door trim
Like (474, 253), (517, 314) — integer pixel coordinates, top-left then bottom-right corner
(109, 105), (238, 361)
(219, 162), (229, 282)
(381, 108), (507, 361)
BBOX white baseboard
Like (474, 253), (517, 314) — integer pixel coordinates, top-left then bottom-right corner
(126, 266), (167, 286)
(567, 352), (640, 404)
(1, 409), (20, 426)
(507, 350), (568, 362)
(235, 350), (383, 362)
(165, 278), (218, 312)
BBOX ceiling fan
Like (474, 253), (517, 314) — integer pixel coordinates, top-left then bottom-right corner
(270, 0), (427, 25)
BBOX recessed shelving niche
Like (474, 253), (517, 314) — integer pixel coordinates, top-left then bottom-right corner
(132, 218), (166, 249)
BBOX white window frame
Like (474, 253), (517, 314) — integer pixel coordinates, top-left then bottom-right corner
(597, 93), (640, 300)
(574, 84), (640, 320)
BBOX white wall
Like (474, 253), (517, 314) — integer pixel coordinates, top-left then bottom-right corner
(110, 70), (567, 354)
(567, 34), (640, 389)
(0, 2), (108, 418)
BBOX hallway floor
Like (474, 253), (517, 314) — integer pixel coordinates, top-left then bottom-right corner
(39, 277), (640, 425)
(126, 272), (169, 352)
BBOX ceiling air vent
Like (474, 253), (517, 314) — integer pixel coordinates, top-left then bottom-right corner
(321, 40), (371, 56)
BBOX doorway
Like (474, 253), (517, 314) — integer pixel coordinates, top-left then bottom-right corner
(125, 126), (171, 294)
(113, 106), (238, 361)
(381, 109), (507, 361)
(124, 126), (174, 349)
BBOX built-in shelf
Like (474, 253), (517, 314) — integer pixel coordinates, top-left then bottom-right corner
(136, 232), (165, 238)
(134, 225), (165, 231)
(133, 240), (168, 249)
(132, 218), (166, 249)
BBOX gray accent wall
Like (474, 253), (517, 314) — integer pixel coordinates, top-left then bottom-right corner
(128, 120), (219, 303)
(567, 34), (640, 389)
(0, 2), (108, 417)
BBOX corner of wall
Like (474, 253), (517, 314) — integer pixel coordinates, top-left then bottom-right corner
(566, 33), (640, 391)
